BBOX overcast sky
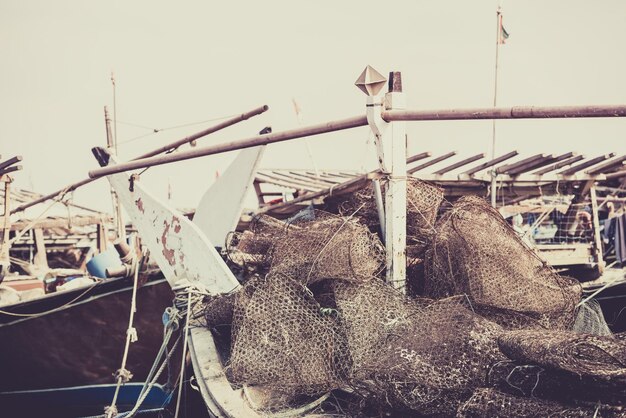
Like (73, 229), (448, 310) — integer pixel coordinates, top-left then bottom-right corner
(1, 0), (625, 214)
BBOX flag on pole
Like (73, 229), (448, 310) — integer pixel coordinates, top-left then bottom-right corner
(498, 10), (510, 44)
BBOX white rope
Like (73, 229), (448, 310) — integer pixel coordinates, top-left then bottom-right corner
(173, 287), (193, 418)
(105, 253), (142, 418)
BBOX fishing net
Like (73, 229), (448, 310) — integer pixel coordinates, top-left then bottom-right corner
(337, 178), (444, 252)
(327, 280), (505, 415)
(457, 388), (613, 417)
(203, 291), (237, 328)
(487, 360), (626, 407)
(227, 210), (385, 285)
(497, 329), (626, 382)
(424, 195), (582, 330)
(335, 178), (443, 297)
(573, 299), (613, 336)
(227, 273), (348, 397)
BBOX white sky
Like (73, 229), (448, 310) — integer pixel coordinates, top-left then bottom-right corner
(1, 0), (625, 214)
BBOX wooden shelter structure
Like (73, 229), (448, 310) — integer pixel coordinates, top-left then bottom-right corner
(248, 150), (626, 275)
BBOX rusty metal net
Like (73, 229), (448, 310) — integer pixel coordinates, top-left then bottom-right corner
(457, 388), (616, 418)
(338, 178), (444, 252)
(204, 186), (626, 416)
(424, 195), (582, 330)
(327, 282), (506, 415)
(227, 273), (349, 397)
(226, 210), (385, 285)
(497, 329), (626, 383)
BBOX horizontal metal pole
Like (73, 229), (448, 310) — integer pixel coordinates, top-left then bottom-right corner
(382, 105), (626, 121)
(11, 105), (268, 214)
(88, 115), (369, 178)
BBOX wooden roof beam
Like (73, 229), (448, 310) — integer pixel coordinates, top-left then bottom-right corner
(461, 151), (518, 176)
(408, 151), (457, 174)
(586, 154), (626, 174)
(506, 155), (559, 176)
(406, 152), (432, 164)
(558, 153), (615, 175)
(496, 154), (549, 174)
(433, 153), (485, 175)
(534, 154), (584, 175)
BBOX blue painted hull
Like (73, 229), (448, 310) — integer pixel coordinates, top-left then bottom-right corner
(0, 383), (173, 417)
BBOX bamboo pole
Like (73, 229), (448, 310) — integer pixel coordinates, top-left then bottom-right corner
(88, 114), (369, 178)
(382, 105), (626, 121)
(10, 105), (269, 214)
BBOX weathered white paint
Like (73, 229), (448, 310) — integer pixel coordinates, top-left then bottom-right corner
(104, 156), (239, 293)
(367, 90), (407, 292)
(194, 146), (265, 248)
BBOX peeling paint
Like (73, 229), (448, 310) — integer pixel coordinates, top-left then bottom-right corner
(135, 197), (145, 213)
(161, 219), (176, 266)
(172, 216), (182, 233)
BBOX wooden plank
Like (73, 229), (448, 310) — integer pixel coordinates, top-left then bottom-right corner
(534, 154), (584, 175)
(496, 154), (549, 174)
(462, 151), (518, 176)
(255, 173), (319, 192)
(281, 171), (341, 188)
(10, 215), (109, 231)
(589, 186), (605, 274)
(433, 153), (485, 175)
(407, 151), (456, 174)
(268, 170), (330, 189)
(286, 171), (339, 186)
(505, 155), (556, 176)
(606, 169), (626, 180)
(586, 154), (626, 174)
(406, 151), (432, 164)
(558, 153), (615, 175)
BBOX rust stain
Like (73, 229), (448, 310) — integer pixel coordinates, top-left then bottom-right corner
(135, 198), (145, 213)
(172, 216), (182, 233)
(161, 219), (176, 266)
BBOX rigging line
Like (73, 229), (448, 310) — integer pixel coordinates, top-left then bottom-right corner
(115, 112), (240, 147)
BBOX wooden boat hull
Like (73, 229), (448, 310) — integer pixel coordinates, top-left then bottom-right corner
(0, 274), (181, 415)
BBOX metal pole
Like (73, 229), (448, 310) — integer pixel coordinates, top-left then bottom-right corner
(382, 104), (626, 121)
(381, 72), (407, 292)
(88, 114), (368, 178)
(490, 7), (502, 208)
(105, 106), (126, 241)
(10, 105), (269, 214)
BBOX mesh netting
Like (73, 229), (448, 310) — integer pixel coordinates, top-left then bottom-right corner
(203, 291), (237, 328)
(227, 210), (385, 285)
(573, 299), (613, 337)
(497, 329), (626, 382)
(328, 280), (505, 415)
(424, 195), (582, 330)
(457, 388), (610, 417)
(487, 360), (626, 407)
(227, 273), (348, 397)
(338, 178), (444, 252)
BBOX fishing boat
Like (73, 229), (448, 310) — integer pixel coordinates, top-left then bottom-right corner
(0, 108), (270, 417)
(93, 68), (626, 416)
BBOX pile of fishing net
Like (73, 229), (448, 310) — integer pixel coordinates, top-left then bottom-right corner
(226, 210), (385, 284)
(424, 195), (582, 330)
(204, 182), (625, 416)
(334, 178), (444, 296)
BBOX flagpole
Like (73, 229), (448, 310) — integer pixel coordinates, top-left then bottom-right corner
(490, 6), (502, 208)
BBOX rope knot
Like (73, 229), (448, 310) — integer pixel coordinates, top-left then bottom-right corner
(114, 368), (133, 383)
(127, 326), (138, 342)
(104, 404), (118, 418)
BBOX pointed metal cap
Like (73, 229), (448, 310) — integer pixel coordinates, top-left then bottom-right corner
(355, 65), (387, 96)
